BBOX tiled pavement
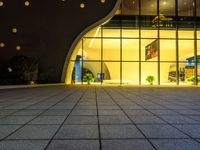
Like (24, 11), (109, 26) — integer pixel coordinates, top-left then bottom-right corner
(0, 86), (200, 150)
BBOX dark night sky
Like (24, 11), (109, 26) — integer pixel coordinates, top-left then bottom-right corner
(0, 0), (117, 82)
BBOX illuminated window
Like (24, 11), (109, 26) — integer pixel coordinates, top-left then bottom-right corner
(122, 0), (139, 15)
(12, 28), (17, 33)
(141, 0), (157, 15)
(80, 3), (85, 8)
(64, 0), (199, 86)
(178, 0), (193, 16)
(160, 62), (177, 85)
(160, 40), (176, 61)
(198, 40), (200, 85)
(101, 0), (106, 3)
(197, 1), (200, 16)
(178, 30), (194, 39)
(159, 0), (175, 16)
(160, 30), (176, 38)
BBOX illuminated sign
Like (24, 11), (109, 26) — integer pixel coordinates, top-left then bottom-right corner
(152, 14), (173, 28)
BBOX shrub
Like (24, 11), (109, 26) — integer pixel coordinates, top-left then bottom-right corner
(146, 75), (155, 85)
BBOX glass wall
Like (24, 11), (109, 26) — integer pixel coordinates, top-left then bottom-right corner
(66, 0), (200, 85)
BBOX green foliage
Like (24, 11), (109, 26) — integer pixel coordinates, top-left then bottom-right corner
(146, 75), (155, 85)
(187, 76), (200, 84)
(8, 55), (38, 83)
(83, 73), (94, 85)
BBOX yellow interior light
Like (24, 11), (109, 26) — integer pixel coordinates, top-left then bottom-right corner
(80, 3), (85, 8)
(12, 28), (17, 33)
(16, 45), (21, 51)
(0, 1), (3, 7)
(25, 1), (30, 6)
(0, 42), (5, 48)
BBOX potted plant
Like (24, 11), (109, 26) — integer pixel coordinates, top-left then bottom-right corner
(187, 75), (200, 85)
(83, 73), (94, 85)
(146, 75), (155, 85)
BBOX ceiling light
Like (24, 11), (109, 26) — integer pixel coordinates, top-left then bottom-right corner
(162, 1), (167, 5)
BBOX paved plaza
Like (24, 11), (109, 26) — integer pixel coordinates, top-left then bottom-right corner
(0, 86), (200, 150)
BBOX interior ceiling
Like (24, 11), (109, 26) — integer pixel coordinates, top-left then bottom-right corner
(122, 0), (195, 13)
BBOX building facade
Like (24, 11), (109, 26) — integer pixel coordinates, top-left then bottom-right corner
(65, 0), (200, 85)
(1, 0), (200, 85)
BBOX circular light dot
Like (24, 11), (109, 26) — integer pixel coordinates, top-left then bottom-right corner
(8, 67), (12, 73)
(80, 3), (85, 8)
(0, 1), (3, 7)
(12, 28), (17, 33)
(0, 42), (5, 48)
(24, 1), (30, 6)
(16, 45), (21, 51)
(101, 0), (106, 3)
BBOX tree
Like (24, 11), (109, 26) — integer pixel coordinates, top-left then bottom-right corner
(8, 55), (38, 84)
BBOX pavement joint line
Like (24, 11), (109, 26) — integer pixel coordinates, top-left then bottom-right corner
(117, 88), (200, 123)
(0, 87), (74, 120)
(0, 138), (197, 141)
(114, 87), (200, 145)
(102, 87), (158, 150)
(0, 87), (79, 142)
(43, 87), (88, 150)
(95, 86), (102, 150)
(1, 86), (200, 149)
(2, 123), (200, 125)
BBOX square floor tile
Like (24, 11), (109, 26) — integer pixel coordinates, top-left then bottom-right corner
(102, 140), (155, 150)
(120, 105), (143, 110)
(71, 110), (97, 116)
(51, 105), (75, 109)
(0, 110), (18, 116)
(0, 140), (49, 150)
(160, 115), (198, 124)
(150, 139), (200, 150)
(175, 125), (200, 138)
(54, 125), (98, 139)
(99, 110), (124, 116)
(13, 110), (44, 116)
(98, 106), (120, 110)
(29, 116), (66, 125)
(0, 116), (35, 125)
(175, 109), (200, 115)
(0, 125), (20, 139)
(99, 116), (131, 124)
(42, 109), (70, 116)
(149, 110), (179, 115)
(100, 125), (144, 139)
(74, 106), (96, 110)
(64, 116), (98, 125)
(46, 140), (99, 150)
(138, 125), (188, 138)
(130, 116), (165, 124)
(7, 125), (59, 139)
(124, 110), (152, 116)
